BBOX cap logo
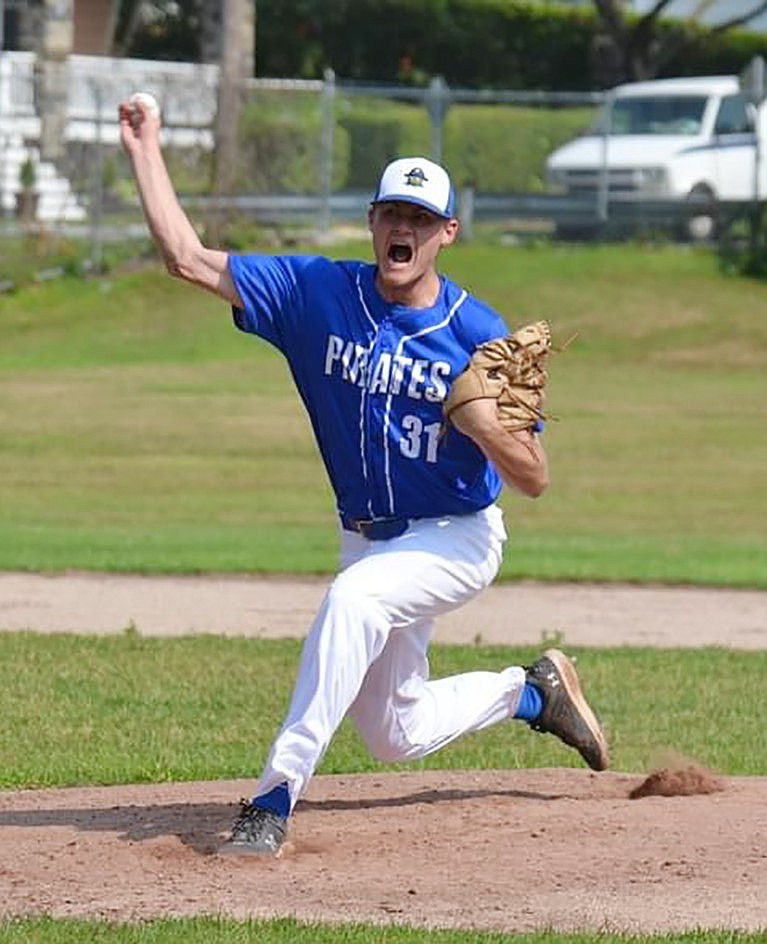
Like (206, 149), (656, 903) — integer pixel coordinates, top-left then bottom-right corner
(404, 167), (428, 189)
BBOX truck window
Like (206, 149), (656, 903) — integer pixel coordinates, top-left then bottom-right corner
(605, 96), (707, 135)
(714, 94), (752, 135)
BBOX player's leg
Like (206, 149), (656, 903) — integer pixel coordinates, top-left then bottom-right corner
(349, 616), (526, 759)
(221, 506), (606, 854)
(220, 507), (503, 854)
(242, 507), (506, 813)
(250, 569), (393, 805)
(350, 624), (607, 771)
(348, 509), (607, 768)
(347, 506), (519, 757)
(220, 526), (399, 854)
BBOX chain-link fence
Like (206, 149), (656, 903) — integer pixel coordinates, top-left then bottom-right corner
(0, 52), (611, 277)
(3, 51), (762, 286)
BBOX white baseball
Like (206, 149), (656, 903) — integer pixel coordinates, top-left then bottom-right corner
(129, 91), (161, 120)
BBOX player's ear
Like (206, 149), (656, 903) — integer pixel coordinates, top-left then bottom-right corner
(367, 206), (376, 231)
(441, 218), (459, 246)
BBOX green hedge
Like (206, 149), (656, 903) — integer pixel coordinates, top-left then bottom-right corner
(443, 105), (594, 191)
(125, 0), (767, 91)
(338, 100), (430, 189)
(234, 96), (597, 195)
(257, 0), (601, 89)
(122, 0), (767, 193)
(123, 0), (767, 91)
(255, 0), (767, 90)
(238, 92), (350, 193)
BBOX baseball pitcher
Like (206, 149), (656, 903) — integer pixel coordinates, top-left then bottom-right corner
(119, 95), (609, 856)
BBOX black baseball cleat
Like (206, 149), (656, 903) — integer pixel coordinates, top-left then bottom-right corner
(218, 800), (288, 855)
(525, 648), (609, 771)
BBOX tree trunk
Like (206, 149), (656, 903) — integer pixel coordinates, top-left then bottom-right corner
(37, 0), (73, 163)
(207, 0), (255, 243)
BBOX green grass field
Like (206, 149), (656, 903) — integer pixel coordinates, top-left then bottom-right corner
(1, 240), (766, 942)
(3, 917), (765, 944)
(1, 917), (764, 944)
(1, 241), (765, 585)
(2, 635), (765, 788)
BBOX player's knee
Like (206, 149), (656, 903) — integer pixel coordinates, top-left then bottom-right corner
(355, 709), (426, 762)
(363, 728), (420, 763)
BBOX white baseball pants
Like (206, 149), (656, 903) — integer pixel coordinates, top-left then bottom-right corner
(255, 504), (526, 810)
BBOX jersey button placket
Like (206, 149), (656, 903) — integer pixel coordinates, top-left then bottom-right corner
(364, 320), (395, 518)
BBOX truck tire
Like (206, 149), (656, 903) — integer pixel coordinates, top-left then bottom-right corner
(683, 184), (718, 242)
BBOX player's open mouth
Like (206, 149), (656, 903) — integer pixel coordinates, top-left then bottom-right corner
(388, 243), (413, 264)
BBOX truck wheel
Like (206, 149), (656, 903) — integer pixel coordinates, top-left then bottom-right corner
(683, 185), (718, 242)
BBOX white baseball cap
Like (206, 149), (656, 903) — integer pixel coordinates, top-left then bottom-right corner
(372, 157), (457, 219)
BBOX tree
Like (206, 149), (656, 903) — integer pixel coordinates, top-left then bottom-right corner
(591, 0), (767, 83)
(111, 0), (201, 60)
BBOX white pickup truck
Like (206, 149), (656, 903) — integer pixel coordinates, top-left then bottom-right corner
(545, 75), (765, 240)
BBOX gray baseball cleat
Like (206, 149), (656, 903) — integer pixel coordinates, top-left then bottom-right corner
(218, 800), (288, 855)
(525, 648), (609, 771)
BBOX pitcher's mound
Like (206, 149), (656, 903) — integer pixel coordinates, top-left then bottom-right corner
(1, 767), (766, 933)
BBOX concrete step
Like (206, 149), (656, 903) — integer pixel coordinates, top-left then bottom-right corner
(38, 201), (88, 222)
(0, 146), (88, 222)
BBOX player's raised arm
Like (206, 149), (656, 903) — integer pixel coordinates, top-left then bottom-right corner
(118, 94), (242, 308)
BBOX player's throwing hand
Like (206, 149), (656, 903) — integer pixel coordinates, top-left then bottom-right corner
(118, 92), (161, 154)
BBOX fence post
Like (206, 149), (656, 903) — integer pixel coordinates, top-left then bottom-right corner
(596, 90), (614, 226)
(740, 55), (767, 257)
(425, 76), (449, 165)
(459, 185), (474, 241)
(0, 55), (8, 219)
(319, 68), (336, 235)
(88, 78), (105, 272)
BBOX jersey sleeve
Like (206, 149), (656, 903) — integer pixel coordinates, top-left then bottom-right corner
(453, 296), (509, 366)
(228, 254), (314, 352)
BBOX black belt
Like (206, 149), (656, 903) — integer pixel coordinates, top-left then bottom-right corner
(341, 515), (410, 541)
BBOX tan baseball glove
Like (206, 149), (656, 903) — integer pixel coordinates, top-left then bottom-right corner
(443, 320), (552, 433)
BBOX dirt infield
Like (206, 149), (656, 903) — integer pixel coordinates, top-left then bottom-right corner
(2, 574), (767, 933)
(2, 571), (767, 648)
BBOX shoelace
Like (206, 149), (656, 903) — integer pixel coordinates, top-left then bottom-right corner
(231, 801), (274, 840)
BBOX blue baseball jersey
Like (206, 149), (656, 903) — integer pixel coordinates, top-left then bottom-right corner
(228, 254), (510, 523)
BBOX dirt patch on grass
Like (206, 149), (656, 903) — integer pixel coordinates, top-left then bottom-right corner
(2, 572), (767, 649)
(629, 761), (726, 799)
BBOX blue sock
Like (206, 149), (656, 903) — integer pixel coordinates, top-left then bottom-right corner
(514, 682), (544, 722)
(254, 782), (290, 819)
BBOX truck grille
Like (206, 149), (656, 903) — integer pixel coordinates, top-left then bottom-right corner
(562, 169), (641, 193)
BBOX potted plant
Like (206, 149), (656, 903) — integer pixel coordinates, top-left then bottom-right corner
(16, 155), (39, 223)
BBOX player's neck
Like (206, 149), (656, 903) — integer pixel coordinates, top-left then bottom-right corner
(374, 269), (441, 309)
